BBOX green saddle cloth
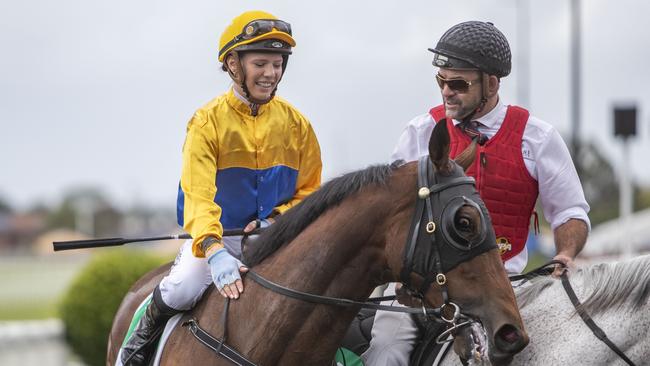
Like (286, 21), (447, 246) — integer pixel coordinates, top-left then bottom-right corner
(334, 347), (364, 366)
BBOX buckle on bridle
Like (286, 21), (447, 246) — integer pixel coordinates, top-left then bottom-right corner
(440, 302), (460, 324)
(426, 221), (436, 233)
(436, 273), (447, 285)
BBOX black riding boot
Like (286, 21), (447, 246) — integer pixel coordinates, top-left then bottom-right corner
(121, 286), (180, 366)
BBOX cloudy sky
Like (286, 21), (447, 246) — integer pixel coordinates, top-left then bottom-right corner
(1, 0), (649, 210)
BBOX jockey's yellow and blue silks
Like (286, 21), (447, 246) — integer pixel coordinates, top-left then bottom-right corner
(177, 89), (322, 257)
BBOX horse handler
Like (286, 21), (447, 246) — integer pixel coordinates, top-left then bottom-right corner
(362, 20), (590, 366)
(119, 10), (322, 365)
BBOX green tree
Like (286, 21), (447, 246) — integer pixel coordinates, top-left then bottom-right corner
(577, 142), (650, 226)
(59, 250), (168, 366)
(0, 195), (12, 214)
(577, 142), (620, 226)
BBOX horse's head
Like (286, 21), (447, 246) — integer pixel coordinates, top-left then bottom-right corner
(389, 121), (528, 365)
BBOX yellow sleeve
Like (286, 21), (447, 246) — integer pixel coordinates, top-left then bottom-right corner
(273, 120), (322, 214)
(180, 111), (224, 257)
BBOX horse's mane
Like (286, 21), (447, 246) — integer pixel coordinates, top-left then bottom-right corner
(243, 164), (394, 267)
(516, 255), (650, 315)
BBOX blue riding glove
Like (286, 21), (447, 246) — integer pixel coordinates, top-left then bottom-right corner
(207, 248), (245, 292)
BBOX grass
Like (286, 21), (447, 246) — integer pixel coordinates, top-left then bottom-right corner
(0, 255), (90, 320)
(0, 298), (60, 320)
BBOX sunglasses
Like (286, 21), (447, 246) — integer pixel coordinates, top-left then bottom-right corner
(435, 74), (479, 93)
(239, 19), (292, 41)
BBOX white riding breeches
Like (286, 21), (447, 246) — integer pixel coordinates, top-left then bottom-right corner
(158, 240), (212, 311)
(158, 237), (245, 310)
(361, 283), (420, 366)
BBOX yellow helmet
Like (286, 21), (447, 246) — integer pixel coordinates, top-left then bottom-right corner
(218, 10), (296, 62)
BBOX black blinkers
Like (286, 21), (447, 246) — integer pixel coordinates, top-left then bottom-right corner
(401, 156), (497, 296)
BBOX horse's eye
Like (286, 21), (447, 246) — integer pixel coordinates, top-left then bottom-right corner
(456, 216), (472, 231)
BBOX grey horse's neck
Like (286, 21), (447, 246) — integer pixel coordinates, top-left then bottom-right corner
(516, 255), (650, 315)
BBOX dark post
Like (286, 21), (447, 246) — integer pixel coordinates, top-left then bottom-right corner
(613, 106), (637, 138)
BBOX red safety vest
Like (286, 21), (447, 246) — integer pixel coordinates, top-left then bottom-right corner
(430, 105), (538, 261)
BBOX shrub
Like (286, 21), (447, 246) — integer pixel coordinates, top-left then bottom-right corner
(59, 249), (168, 366)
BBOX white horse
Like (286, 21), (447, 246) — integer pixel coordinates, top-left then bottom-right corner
(441, 254), (650, 366)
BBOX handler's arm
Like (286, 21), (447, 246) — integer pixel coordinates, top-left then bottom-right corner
(552, 218), (588, 276)
(533, 126), (590, 276)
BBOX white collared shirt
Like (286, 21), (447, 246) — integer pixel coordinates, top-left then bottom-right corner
(391, 101), (591, 274)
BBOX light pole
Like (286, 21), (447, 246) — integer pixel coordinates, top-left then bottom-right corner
(516, 0), (530, 109)
(570, 0), (582, 171)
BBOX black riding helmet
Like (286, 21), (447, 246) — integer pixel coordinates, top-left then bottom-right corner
(429, 21), (511, 78)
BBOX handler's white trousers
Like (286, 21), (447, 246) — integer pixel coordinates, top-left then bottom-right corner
(158, 237), (242, 311)
(360, 283), (420, 366)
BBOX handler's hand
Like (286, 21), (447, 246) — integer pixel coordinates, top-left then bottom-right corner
(552, 253), (575, 278)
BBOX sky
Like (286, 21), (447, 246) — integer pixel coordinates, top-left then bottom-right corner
(1, 0), (649, 211)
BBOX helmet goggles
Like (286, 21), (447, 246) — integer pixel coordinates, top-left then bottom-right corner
(219, 19), (292, 58)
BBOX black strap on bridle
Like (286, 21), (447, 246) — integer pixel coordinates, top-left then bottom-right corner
(509, 260), (636, 366)
(401, 157), (450, 301)
(247, 270), (444, 316)
(560, 270), (637, 366)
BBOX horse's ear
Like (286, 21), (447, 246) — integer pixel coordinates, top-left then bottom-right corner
(429, 120), (451, 173)
(454, 139), (477, 171)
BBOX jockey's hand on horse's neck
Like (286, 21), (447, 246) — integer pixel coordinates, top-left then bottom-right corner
(552, 218), (589, 277)
(208, 217), (277, 299)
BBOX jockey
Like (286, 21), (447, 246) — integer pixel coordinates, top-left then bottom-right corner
(361, 21), (591, 365)
(119, 10), (322, 365)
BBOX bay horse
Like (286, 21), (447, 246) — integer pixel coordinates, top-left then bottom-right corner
(107, 121), (529, 366)
(441, 254), (650, 365)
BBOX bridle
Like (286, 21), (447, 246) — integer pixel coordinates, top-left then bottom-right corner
(399, 155), (497, 343)
(184, 155), (498, 363)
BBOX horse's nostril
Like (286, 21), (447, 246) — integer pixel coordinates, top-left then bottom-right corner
(495, 324), (527, 353)
(500, 325), (519, 343)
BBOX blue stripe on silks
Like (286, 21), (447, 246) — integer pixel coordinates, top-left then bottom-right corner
(216, 166), (298, 229)
(176, 166), (298, 229)
(176, 181), (184, 227)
